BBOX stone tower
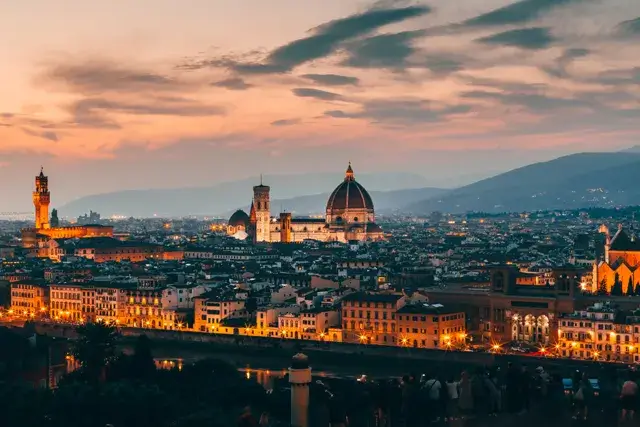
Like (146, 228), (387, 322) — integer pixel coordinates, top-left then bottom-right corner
(280, 212), (292, 243)
(252, 178), (271, 242)
(33, 167), (51, 229)
(289, 353), (311, 427)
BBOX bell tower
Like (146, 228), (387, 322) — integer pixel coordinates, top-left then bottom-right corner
(252, 176), (271, 242)
(33, 167), (51, 229)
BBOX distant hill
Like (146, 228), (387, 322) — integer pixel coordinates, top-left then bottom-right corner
(405, 152), (640, 214)
(58, 172), (437, 218)
(230, 187), (448, 217)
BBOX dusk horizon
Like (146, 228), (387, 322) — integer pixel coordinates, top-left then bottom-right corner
(2, 0), (640, 211)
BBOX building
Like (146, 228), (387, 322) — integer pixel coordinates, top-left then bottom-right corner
(397, 303), (466, 349)
(22, 168), (114, 248)
(558, 302), (640, 363)
(49, 284), (83, 322)
(341, 292), (405, 346)
(593, 225), (640, 294)
(193, 292), (249, 332)
(73, 237), (164, 262)
(228, 163), (385, 243)
(10, 281), (49, 316)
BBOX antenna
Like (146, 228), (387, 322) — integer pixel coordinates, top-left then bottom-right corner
(260, 173), (263, 186)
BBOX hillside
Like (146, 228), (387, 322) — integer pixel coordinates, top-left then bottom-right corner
(405, 152), (640, 214)
(58, 172), (437, 217)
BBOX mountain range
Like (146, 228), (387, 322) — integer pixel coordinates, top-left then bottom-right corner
(58, 172), (440, 218)
(58, 151), (640, 218)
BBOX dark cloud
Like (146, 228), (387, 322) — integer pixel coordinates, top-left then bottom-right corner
(462, 90), (592, 112)
(477, 27), (556, 50)
(595, 67), (640, 85)
(270, 118), (301, 126)
(292, 88), (343, 101)
(183, 6), (430, 74)
(423, 55), (465, 74)
(341, 30), (425, 68)
(617, 17), (640, 36)
(211, 77), (253, 90)
(40, 61), (179, 94)
(67, 96), (225, 129)
(300, 74), (359, 86)
(542, 48), (590, 78)
(464, 0), (585, 27)
(324, 99), (470, 125)
(21, 128), (59, 142)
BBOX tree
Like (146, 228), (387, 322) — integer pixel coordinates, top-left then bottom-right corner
(244, 296), (258, 314)
(72, 322), (118, 383)
(627, 277), (634, 296)
(611, 273), (623, 296)
(50, 209), (60, 227)
(598, 278), (608, 295)
(635, 282), (640, 297)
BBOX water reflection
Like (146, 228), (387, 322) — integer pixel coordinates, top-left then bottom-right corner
(241, 367), (288, 390)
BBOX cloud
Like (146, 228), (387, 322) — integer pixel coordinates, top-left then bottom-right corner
(617, 17), (640, 36)
(270, 118), (300, 126)
(39, 60), (180, 94)
(211, 77), (253, 90)
(183, 5), (430, 74)
(463, 0), (585, 27)
(542, 47), (590, 78)
(67, 96), (225, 129)
(300, 74), (359, 86)
(595, 67), (640, 85)
(292, 88), (343, 101)
(341, 30), (425, 68)
(324, 99), (471, 125)
(462, 90), (592, 112)
(476, 27), (556, 50)
(21, 128), (59, 142)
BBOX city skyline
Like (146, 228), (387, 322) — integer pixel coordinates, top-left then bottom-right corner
(2, 0), (640, 208)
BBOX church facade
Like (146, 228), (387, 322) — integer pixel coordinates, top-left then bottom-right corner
(592, 225), (640, 294)
(227, 163), (385, 243)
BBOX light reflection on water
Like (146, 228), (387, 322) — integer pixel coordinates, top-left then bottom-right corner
(240, 367), (288, 390)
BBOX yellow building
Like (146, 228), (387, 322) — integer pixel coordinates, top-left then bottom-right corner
(10, 281), (48, 316)
(397, 304), (466, 349)
(50, 284), (83, 322)
(341, 292), (405, 345)
(122, 288), (164, 329)
(558, 302), (640, 363)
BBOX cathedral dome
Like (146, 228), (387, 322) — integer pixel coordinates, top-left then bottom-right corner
(326, 163), (374, 223)
(229, 209), (250, 227)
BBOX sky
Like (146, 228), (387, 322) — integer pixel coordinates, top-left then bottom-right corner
(1, 0), (640, 210)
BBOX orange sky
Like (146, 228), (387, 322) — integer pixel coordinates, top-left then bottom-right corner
(1, 0), (640, 208)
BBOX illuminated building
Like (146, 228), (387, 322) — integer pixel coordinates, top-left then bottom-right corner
(10, 281), (48, 315)
(94, 286), (127, 324)
(341, 292), (405, 345)
(559, 302), (640, 363)
(593, 225), (640, 294)
(49, 284), (83, 322)
(73, 237), (164, 262)
(193, 292), (249, 332)
(397, 304), (466, 349)
(122, 288), (165, 328)
(229, 163), (385, 243)
(22, 168), (113, 249)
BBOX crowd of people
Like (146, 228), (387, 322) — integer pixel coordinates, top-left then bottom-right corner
(319, 362), (640, 427)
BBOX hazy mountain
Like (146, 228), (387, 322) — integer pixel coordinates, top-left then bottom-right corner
(229, 187), (448, 217)
(405, 152), (640, 214)
(58, 172), (436, 218)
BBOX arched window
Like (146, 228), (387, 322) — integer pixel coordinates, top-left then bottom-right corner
(354, 217), (359, 222)
(336, 216), (343, 223)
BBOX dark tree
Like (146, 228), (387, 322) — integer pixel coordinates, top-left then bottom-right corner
(598, 278), (608, 295)
(72, 322), (118, 382)
(611, 273), (623, 296)
(627, 277), (634, 296)
(245, 296), (258, 314)
(130, 334), (156, 379)
(50, 208), (60, 227)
